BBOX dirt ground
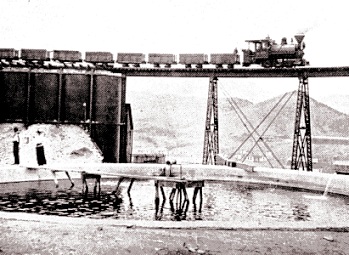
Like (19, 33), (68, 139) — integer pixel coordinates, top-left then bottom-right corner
(1, 216), (349, 255)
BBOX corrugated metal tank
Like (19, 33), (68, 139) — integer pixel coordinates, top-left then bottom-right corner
(0, 70), (132, 163)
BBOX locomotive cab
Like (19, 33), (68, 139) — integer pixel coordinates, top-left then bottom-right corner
(243, 39), (271, 67)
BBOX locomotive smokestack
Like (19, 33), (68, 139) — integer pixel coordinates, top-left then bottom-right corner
(294, 34), (305, 44)
(295, 34), (305, 50)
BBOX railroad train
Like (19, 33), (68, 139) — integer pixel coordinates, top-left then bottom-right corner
(0, 34), (308, 69)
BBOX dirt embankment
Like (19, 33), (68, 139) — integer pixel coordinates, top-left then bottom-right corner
(1, 216), (349, 254)
(0, 123), (103, 166)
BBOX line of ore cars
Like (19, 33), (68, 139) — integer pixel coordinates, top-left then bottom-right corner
(0, 34), (307, 69)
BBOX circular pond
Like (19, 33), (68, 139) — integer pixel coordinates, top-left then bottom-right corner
(0, 179), (348, 224)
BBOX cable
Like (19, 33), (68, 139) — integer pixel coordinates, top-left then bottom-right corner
(223, 91), (275, 168)
(227, 91), (288, 160)
(241, 91), (295, 163)
(223, 91), (283, 167)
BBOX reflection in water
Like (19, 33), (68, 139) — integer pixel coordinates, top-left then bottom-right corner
(170, 198), (189, 221)
(81, 172), (101, 200)
(0, 180), (348, 223)
(155, 186), (191, 221)
(154, 197), (166, 220)
(192, 187), (203, 220)
(0, 184), (126, 217)
(154, 184), (203, 221)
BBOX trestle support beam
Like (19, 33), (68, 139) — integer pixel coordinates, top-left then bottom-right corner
(291, 74), (313, 171)
(203, 77), (219, 165)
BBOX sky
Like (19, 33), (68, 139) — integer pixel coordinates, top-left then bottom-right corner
(0, 0), (348, 102)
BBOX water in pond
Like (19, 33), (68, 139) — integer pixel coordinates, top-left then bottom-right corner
(0, 179), (348, 224)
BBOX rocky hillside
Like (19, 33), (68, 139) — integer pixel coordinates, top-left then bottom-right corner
(225, 91), (349, 138)
(220, 91), (349, 168)
(318, 94), (349, 115)
(127, 90), (349, 165)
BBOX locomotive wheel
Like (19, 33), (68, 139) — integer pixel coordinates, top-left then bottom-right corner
(262, 60), (271, 68)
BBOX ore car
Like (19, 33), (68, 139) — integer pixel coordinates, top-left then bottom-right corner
(85, 51), (114, 63)
(21, 49), (50, 61)
(148, 53), (176, 68)
(242, 34), (308, 68)
(179, 54), (208, 68)
(0, 48), (19, 60)
(116, 53), (146, 67)
(210, 49), (240, 69)
(53, 50), (82, 62)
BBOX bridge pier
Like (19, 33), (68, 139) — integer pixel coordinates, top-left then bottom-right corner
(291, 74), (313, 171)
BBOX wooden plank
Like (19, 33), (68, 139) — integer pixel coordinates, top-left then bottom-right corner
(25, 166), (204, 182)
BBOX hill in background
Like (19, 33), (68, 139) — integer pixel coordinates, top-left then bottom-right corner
(318, 94), (349, 115)
(127, 90), (349, 167)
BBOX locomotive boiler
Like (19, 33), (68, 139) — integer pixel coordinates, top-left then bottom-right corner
(242, 34), (308, 68)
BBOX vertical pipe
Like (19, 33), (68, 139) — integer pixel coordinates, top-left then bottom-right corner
(25, 68), (32, 124)
(57, 69), (63, 123)
(160, 186), (166, 200)
(180, 164), (182, 179)
(155, 181), (159, 204)
(198, 187), (203, 213)
(193, 187), (198, 204)
(89, 70), (94, 134)
(115, 75), (125, 163)
(127, 178), (135, 196)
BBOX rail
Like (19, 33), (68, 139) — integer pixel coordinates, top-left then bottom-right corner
(2, 65), (349, 78)
(112, 66), (349, 78)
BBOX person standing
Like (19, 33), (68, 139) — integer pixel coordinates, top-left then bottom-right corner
(12, 127), (20, 165)
(165, 161), (172, 177)
(36, 129), (47, 166)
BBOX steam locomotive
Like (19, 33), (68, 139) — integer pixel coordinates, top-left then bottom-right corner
(0, 34), (308, 69)
(242, 34), (308, 68)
